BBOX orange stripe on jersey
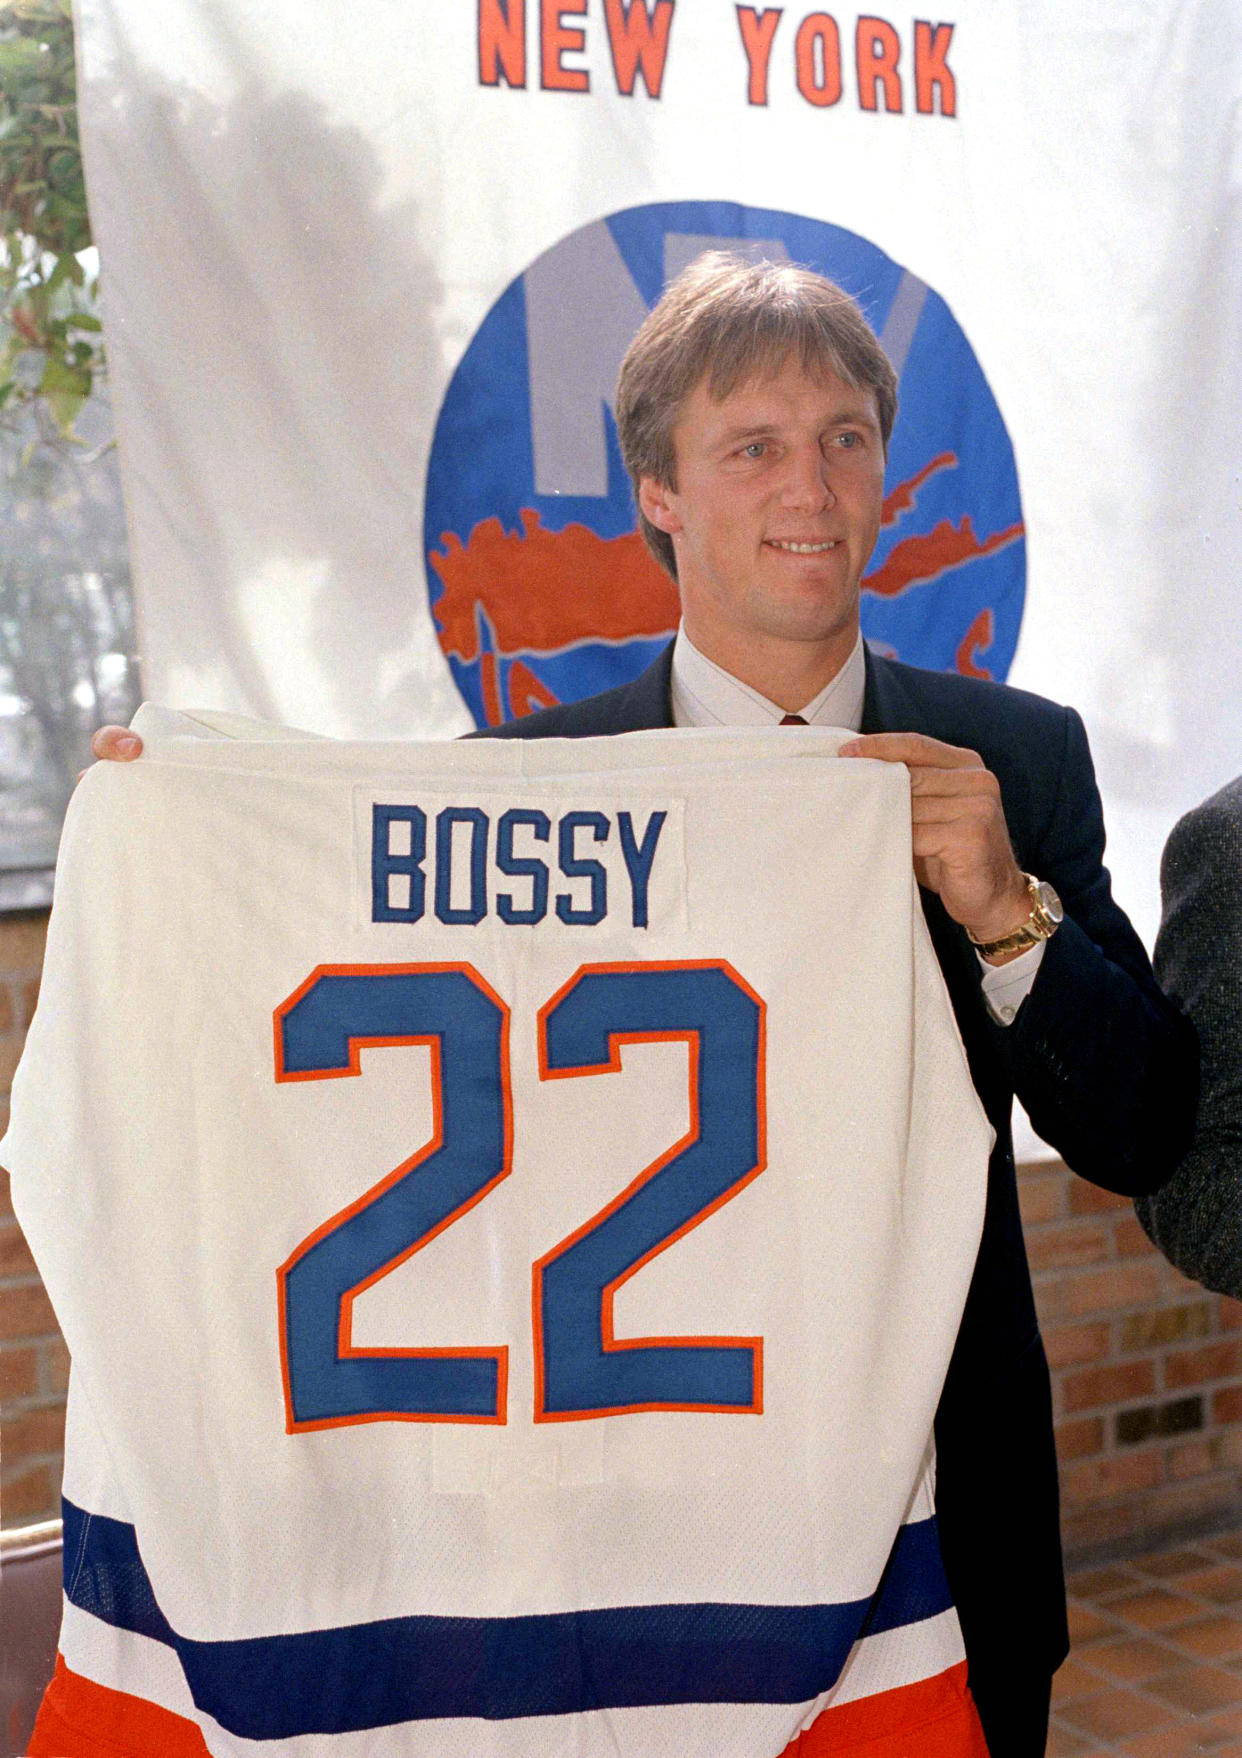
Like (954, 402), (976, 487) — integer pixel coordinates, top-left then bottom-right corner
(781, 1661), (989, 1756)
(28, 1654), (213, 1757)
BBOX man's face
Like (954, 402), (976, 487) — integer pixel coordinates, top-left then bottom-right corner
(639, 355), (886, 672)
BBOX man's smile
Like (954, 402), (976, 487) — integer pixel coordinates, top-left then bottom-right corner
(765, 538), (840, 554)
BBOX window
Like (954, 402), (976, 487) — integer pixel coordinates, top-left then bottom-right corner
(0, 385), (139, 908)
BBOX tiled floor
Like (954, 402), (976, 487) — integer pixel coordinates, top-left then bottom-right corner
(1050, 1529), (1242, 1755)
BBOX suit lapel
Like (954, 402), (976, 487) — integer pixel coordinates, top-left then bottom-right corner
(861, 644), (917, 736)
(604, 642), (676, 733)
(615, 643), (668, 731)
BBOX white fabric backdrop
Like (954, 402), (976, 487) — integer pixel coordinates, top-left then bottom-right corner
(75, 0), (1242, 954)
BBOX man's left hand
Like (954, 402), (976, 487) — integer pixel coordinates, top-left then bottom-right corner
(839, 732), (1030, 960)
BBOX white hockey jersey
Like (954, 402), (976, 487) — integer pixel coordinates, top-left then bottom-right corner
(3, 716), (992, 1757)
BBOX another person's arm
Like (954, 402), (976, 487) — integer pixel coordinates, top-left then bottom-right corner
(1136, 782), (1242, 1291)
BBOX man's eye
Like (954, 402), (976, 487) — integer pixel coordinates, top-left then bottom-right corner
(834, 432), (861, 450)
(741, 442), (766, 459)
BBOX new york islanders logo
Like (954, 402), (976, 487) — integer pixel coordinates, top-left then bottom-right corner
(424, 202), (1025, 728)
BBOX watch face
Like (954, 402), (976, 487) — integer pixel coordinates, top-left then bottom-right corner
(1036, 880), (1065, 926)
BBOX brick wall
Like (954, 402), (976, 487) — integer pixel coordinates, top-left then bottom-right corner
(0, 911), (67, 1529)
(1020, 1159), (1242, 1559)
(1, 907), (1241, 1559)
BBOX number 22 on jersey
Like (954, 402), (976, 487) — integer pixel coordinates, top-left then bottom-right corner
(274, 962), (766, 1431)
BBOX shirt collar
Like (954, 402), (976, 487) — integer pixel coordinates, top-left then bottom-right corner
(670, 625), (866, 731)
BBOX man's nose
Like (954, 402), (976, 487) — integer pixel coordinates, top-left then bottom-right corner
(781, 448), (836, 512)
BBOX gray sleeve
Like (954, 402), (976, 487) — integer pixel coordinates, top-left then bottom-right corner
(1136, 777), (1242, 1293)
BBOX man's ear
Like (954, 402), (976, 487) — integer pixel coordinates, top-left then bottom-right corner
(638, 476), (682, 536)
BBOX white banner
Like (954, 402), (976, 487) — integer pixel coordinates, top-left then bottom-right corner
(75, 0), (1242, 946)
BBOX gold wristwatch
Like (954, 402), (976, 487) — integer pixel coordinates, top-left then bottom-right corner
(967, 874), (1064, 958)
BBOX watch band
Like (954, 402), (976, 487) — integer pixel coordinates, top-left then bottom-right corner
(967, 874), (1063, 958)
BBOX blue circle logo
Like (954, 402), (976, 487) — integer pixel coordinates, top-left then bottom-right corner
(424, 201), (1025, 728)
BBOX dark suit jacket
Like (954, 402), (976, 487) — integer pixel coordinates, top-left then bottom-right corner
(472, 641), (1198, 1692)
(1136, 776), (1242, 1292)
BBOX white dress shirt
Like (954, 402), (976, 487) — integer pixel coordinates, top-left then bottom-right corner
(669, 625), (1042, 1025)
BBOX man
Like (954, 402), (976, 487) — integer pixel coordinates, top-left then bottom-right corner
(94, 253), (1198, 1753)
(1135, 777), (1242, 1290)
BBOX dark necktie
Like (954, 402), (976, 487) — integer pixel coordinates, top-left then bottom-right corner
(779, 714), (808, 726)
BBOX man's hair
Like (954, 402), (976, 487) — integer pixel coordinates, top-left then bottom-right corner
(615, 251), (898, 581)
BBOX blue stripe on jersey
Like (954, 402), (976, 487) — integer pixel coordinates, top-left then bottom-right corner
(61, 1498), (952, 1738)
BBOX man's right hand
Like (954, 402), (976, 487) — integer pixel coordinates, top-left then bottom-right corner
(91, 726), (144, 762)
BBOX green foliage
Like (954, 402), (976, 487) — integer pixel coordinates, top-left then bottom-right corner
(0, 0), (103, 438)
